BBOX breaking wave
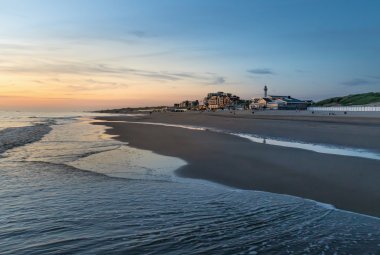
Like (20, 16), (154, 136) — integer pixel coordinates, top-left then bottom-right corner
(0, 124), (52, 154)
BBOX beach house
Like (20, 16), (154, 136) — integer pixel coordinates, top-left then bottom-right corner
(250, 96), (311, 110)
(204, 92), (241, 110)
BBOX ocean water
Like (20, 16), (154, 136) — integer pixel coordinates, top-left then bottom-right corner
(0, 112), (379, 254)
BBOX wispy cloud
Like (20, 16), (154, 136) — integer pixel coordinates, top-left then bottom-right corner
(247, 68), (275, 75)
(0, 42), (63, 53)
(214, 76), (225, 84)
(369, 75), (380, 80)
(167, 72), (226, 85)
(0, 95), (73, 100)
(137, 72), (181, 81)
(129, 30), (152, 38)
(1, 61), (226, 85)
(68, 81), (129, 91)
(341, 78), (372, 86)
(86, 79), (129, 88)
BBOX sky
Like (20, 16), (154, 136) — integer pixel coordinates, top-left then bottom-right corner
(0, 0), (379, 110)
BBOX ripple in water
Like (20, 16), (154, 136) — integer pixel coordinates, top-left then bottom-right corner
(0, 115), (379, 254)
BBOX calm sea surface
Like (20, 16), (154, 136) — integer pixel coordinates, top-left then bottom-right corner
(0, 111), (379, 254)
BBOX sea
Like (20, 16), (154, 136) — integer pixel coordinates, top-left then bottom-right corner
(0, 111), (379, 255)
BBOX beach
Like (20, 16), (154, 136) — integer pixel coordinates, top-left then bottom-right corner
(1, 111), (380, 254)
(95, 111), (380, 217)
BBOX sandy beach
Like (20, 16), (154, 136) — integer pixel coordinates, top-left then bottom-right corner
(95, 111), (380, 217)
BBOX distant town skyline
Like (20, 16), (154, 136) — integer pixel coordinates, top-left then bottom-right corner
(1, 0), (379, 110)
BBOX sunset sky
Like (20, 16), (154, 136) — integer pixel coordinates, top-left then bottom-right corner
(1, 0), (379, 110)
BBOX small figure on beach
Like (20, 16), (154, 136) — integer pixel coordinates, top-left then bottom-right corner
(149, 111), (152, 116)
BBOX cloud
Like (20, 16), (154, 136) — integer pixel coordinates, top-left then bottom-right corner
(169, 72), (199, 79)
(369, 75), (380, 80)
(167, 72), (224, 84)
(129, 50), (173, 58)
(0, 39), (226, 86)
(247, 68), (275, 75)
(129, 30), (150, 38)
(166, 72), (226, 85)
(0, 42), (63, 53)
(341, 78), (372, 86)
(0, 62), (166, 80)
(214, 76), (225, 84)
(68, 83), (126, 91)
(138, 72), (181, 81)
(0, 61), (226, 85)
(0, 95), (73, 100)
(86, 79), (129, 87)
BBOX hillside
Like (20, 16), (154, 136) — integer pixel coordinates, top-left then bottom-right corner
(315, 92), (380, 106)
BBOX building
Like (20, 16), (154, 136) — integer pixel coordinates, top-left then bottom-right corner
(179, 100), (191, 109)
(204, 92), (240, 110)
(249, 86), (312, 110)
(174, 100), (199, 110)
(250, 97), (272, 109)
(250, 95), (311, 110)
(269, 96), (311, 110)
(190, 100), (200, 110)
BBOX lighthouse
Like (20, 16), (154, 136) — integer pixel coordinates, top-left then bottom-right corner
(264, 85), (268, 98)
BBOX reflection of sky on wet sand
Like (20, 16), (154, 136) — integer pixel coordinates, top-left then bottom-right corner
(1, 114), (380, 254)
(115, 121), (380, 161)
(235, 133), (380, 161)
(123, 121), (207, 131)
(69, 146), (186, 181)
(1, 117), (186, 181)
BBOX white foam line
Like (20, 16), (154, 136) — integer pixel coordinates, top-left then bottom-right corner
(124, 121), (207, 131)
(110, 121), (380, 161)
(233, 133), (380, 161)
(94, 120), (380, 219)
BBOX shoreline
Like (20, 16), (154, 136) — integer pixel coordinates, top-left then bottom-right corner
(94, 112), (380, 217)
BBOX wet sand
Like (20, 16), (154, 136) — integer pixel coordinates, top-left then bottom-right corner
(95, 112), (380, 217)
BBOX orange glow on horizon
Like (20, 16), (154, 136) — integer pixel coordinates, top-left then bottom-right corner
(0, 65), (172, 108)
(0, 72), (216, 110)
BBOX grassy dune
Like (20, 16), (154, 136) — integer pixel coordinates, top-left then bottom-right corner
(315, 92), (380, 106)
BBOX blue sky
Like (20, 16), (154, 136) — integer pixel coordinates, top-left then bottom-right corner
(0, 0), (379, 109)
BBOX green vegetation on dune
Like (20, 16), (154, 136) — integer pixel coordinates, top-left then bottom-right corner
(315, 92), (380, 106)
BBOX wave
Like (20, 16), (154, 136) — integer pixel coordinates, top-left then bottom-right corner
(0, 124), (52, 154)
(1, 116), (380, 254)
